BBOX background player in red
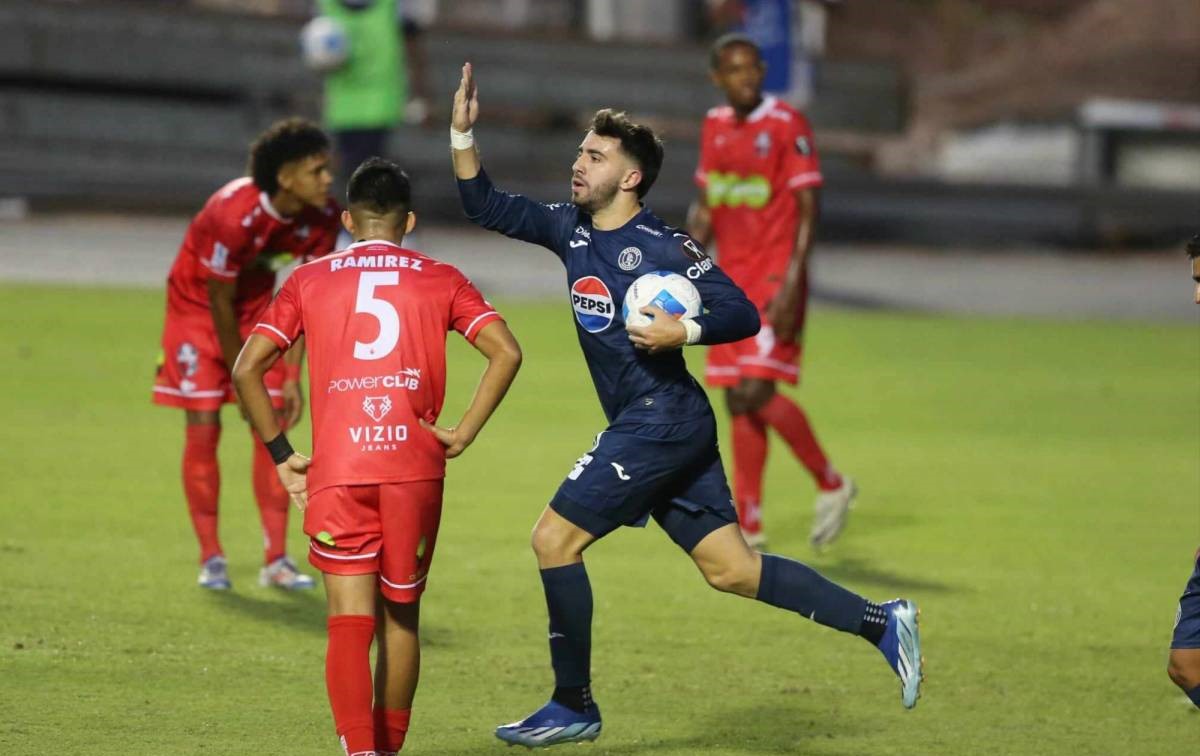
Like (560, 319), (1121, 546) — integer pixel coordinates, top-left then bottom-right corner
(688, 33), (855, 550)
(233, 158), (522, 755)
(152, 118), (341, 590)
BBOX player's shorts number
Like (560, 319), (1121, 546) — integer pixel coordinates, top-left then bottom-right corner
(354, 272), (401, 361)
(568, 453), (594, 481)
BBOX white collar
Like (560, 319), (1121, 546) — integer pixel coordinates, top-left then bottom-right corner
(346, 239), (403, 250)
(258, 192), (292, 223)
(745, 95), (777, 123)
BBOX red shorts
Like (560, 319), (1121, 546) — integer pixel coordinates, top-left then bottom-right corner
(152, 313), (285, 411)
(705, 293), (808, 387)
(304, 480), (445, 603)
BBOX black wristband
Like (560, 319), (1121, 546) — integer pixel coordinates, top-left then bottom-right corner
(265, 433), (294, 465)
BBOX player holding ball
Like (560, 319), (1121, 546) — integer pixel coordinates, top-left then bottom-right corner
(451, 61), (925, 748)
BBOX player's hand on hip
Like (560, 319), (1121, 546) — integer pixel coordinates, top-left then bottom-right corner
(275, 453), (310, 511)
(452, 62), (479, 133)
(419, 418), (474, 459)
(627, 306), (687, 355)
(282, 380), (305, 427)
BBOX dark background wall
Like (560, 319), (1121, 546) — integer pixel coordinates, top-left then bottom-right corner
(2, 0), (1195, 246)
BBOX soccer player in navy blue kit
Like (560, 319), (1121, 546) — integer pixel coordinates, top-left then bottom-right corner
(1167, 235), (1200, 709)
(450, 63), (924, 746)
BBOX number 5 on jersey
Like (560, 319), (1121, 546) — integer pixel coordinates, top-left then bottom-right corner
(354, 272), (400, 360)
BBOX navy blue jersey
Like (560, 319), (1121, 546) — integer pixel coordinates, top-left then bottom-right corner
(459, 170), (759, 424)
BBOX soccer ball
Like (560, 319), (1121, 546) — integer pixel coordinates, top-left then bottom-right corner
(622, 272), (702, 328)
(300, 16), (350, 73)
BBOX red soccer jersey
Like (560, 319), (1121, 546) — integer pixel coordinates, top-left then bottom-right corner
(695, 96), (822, 306)
(164, 177), (340, 324)
(251, 240), (503, 494)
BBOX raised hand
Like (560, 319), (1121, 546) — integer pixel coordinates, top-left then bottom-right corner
(452, 62), (479, 133)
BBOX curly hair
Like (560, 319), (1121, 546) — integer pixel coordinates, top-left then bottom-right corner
(247, 118), (330, 196)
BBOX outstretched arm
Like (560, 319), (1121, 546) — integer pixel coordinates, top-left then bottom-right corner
(450, 62), (575, 253)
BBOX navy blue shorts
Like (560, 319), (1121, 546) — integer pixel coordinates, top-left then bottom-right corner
(549, 414), (737, 553)
(1171, 554), (1200, 649)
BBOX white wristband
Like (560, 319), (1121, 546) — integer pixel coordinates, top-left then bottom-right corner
(450, 127), (475, 150)
(681, 319), (702, 346)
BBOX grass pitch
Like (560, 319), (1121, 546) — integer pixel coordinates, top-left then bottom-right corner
(1, 284), (1197, 755)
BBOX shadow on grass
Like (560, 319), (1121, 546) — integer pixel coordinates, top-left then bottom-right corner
(206, 589), (327, 635)
(418, 703), (863, 755)
(205, 590), (459, 647)
(818, 555), (960, 595)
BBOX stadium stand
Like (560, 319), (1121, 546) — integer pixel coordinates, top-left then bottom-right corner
(1, 0), (1194, 245)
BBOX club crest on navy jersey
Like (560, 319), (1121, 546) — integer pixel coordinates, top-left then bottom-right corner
(617, 246), (642, 271)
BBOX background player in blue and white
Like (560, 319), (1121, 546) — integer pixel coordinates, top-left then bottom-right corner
(1167, 235), (1200, 709)
(450, 63), (924, 747)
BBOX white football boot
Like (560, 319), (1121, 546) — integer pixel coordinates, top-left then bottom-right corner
(259, 556), (316, 590)
(809, 476), (856, 548)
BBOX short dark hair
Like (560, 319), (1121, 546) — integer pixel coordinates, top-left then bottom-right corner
(347, 157), (412, 216)
(710, 32), (761, 70)
(589, 109), (664, 199)
(247, 117), (330, 195)
(1188, 235), (1200, 259)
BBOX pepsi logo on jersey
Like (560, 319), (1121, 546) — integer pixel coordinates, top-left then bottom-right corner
(570, 276), (614, 333)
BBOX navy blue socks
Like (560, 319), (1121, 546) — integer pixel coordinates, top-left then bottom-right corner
(540, 562), (594, 711)
(1188, 685), (1200, 709)
(756, 553), (871, 637)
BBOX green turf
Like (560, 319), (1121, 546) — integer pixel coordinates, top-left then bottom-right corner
(1, 284), (1197, 755)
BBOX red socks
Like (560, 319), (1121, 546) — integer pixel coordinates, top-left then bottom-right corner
(327, 617), (414, 753)
(730, 394), (843, 523)
(183, 423), (222, 563)
(755, 394), (842, 491)
(183, 423), (293, 565)
(326, 615), (377, 755)
(251, 430), (289, 565)
(730, 414), (768, 533)
(374, 707), (411, 754)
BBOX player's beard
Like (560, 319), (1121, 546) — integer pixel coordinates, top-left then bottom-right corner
(572, 175), (621, 215)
